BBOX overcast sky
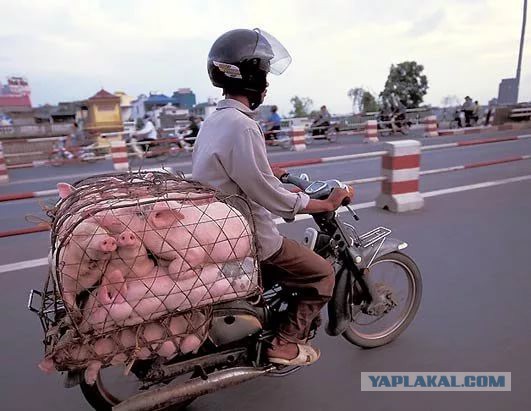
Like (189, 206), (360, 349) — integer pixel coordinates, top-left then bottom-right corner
(0, 0), (528, 115)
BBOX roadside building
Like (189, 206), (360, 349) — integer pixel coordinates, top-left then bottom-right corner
(84, 89), (123, 136)
(131, 94), (148, 120)
(114, 91), (135, 122)
(171, 88), (196, 109)
(144, 93), (174, 112)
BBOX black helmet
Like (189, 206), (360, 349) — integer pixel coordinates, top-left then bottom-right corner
(207, 28), (291, 109)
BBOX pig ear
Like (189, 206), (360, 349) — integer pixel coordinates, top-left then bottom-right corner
(150, 208), (185, 228)
(57, 183), (76, 199)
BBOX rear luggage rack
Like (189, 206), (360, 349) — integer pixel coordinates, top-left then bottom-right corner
(359, 226), (391, 248)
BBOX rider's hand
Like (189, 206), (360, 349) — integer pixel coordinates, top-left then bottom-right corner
(327, 185), (354, 209)
(272, 166), (288, 180)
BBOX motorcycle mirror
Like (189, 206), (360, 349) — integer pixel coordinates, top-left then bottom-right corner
(299, 173), (309, 181)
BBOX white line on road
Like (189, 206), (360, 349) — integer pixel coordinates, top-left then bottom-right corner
(1, 174), (530, 275)
(0, 257), (48, 274)
(422, 174), (531, 198)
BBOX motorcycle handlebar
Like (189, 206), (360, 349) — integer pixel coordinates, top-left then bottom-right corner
(281, 173), (351, 206)
(281, 174), (312, 190)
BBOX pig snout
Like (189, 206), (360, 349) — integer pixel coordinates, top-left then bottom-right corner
(118, 231), (138, 247)
(99, 236), (117, 252)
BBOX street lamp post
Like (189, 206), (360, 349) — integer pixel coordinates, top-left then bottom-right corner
(516, 0), (528, 102)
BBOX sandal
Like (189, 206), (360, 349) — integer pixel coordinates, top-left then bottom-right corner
(268, 343), (321, 366)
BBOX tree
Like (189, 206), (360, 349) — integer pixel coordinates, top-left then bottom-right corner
(290, 96), (313, 117)
(380, 61), (428, 108)
(362, 91), (379, 113)
(348, 88), (379, 113)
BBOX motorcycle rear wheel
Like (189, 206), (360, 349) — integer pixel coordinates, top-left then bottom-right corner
(80, 367), (197, 411)
(342, 252), (422, 348)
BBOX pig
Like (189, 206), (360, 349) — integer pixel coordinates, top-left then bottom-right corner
(80, 257), (256, 334)
(40, 310), (208, 384)
(144, 200), (252, 277)
(79, 268), (134, 333)
(59, 220), (117, 310)
(106, 230), (157, 279)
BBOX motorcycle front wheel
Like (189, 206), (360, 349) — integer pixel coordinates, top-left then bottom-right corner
(49, 152), (65, 167)
(342, 252), (422, 348)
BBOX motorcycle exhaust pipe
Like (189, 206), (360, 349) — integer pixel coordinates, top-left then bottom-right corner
(113, 366), (273, 411)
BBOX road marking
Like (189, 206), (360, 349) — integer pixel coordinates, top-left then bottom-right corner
(0, 257), (48, 274)
(422, 175), (531, 198)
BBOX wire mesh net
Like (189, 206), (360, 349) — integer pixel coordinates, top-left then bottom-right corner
(39, 171), (260, 379)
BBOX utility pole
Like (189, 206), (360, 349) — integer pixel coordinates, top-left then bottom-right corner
(516, 0), (528, 102)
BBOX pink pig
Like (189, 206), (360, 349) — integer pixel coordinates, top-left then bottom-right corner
(145, 201), (251, 277)
(59, 220), (117, 311)
(106, 230), (157, 280)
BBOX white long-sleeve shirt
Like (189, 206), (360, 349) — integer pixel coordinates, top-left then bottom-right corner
(135, 120), (157, 140)
(192, 99), (310, 260)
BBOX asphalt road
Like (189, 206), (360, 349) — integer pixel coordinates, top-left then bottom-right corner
(0, 127), (530, 410)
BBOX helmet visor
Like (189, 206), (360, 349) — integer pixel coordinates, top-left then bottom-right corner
(254, 28), (292, 75)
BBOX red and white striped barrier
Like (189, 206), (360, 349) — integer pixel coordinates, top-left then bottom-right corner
(0, 142), (9, 184)
(363, 120), (379, 143)
(110, 139), (129, 171)
(424, 115), (438, 137)
(289, 125), (307, 151)
(376, 140), (424, 212)
(0, 225), (50, 238)
(0, 189), (59, 203)
(420, 155), (531, 176)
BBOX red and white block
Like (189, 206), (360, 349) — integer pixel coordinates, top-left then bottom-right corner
(0, 142), (9, 184)
(110, 139), (129, 171)
(289, 125), (307, 151)
(376, 140), (424, 212)
(424, 115), (438, 137)
(363, 120), (379, 143)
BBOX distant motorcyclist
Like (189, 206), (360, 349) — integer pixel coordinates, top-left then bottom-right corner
(311, 105), (331, 136)
(462, 96), (474, 127)
(132, 114), (158, 155)
(264, 105), (282, 141)
(390, 100), (407, 134)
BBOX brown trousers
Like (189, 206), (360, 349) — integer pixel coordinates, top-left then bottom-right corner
(260, 237), (335, 343)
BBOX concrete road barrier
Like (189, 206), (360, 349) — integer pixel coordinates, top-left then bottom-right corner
(376, 140), (424, 212)
(289, 125), (307, 151)
(424, 115), (439, 137)
(363, 120), (379, 143)
(110, 139), (129, 171)
(0, 142), (9, 184)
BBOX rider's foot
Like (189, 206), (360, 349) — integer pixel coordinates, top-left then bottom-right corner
(267, 337), (320, 366)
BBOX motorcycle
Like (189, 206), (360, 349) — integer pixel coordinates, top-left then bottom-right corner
(262, 125), (292, 149)
(377, 113), (411, 136)
(29, 173), (422, 411)
(49, 140), (98, 167)
(306, 123), (339, 144)
(127, 134), (181, 164)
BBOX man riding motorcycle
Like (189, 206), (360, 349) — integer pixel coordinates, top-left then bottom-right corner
(192, 28), (353, 366)
(263, 105), (282, 141)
